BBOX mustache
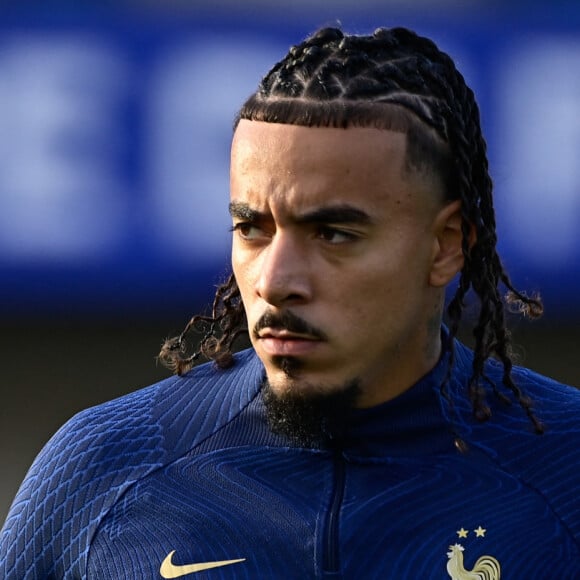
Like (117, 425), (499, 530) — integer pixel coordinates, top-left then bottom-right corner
(253, 310), (327, 340)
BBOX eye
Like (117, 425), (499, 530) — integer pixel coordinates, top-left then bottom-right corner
(231, 222), (266, 241)
(316, 226), (358, 244)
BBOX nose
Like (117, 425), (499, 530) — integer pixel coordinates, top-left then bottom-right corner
(255, 232), (312, 307)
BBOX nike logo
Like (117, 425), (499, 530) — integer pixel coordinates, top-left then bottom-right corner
(160, 550), (246, 578)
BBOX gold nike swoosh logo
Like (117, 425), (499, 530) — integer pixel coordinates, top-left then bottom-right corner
(160, 550), (246, 578)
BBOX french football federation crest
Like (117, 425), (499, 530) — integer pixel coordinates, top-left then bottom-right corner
(446, 525), (501, 579)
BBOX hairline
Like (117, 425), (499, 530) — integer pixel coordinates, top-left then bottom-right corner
(234, 96), (454, 198)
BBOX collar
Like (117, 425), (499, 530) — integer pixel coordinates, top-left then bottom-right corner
(342, 344), (457, 458)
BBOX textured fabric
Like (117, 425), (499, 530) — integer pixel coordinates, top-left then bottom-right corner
(1, 339), (580, 579)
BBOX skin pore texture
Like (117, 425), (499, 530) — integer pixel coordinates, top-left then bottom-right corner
(230, 120), (465, 411)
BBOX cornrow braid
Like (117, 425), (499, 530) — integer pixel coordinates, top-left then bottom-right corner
(160, 26), (543, 431)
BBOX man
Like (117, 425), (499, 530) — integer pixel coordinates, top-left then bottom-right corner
(1, 26), (579, 579)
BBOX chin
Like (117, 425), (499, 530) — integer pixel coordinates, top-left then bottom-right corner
(261, 377), (361, 447)
(266, 367), (353, 399)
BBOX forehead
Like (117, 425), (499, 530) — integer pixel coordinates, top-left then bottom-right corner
(231, 119), (407, 173)
(230, 120), (439, 219)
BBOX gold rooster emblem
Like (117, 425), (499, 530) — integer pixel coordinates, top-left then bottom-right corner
(446, 543), (501, 579)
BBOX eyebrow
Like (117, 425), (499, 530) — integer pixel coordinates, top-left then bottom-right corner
(296, 206), (373, 226)
(229, 202), (259, 220)
(229, 201), (372, 225)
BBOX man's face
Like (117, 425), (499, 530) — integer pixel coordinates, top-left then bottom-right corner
(230, 120), (458, 407)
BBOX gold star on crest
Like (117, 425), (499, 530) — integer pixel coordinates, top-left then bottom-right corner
(474, 526), (486, 537)
(457, 528), (469, 538)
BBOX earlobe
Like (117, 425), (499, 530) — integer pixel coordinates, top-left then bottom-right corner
(429, 200), (470, 287)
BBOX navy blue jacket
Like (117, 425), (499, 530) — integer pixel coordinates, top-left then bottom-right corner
(1, 338), (580, 578)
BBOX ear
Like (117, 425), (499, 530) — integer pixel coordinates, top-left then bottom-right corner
(429, 200), (473, 287)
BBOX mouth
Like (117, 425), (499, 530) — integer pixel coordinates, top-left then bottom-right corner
(258, 328), (317, 340)
(257, 328), (322, 357)
(253, 310), (327, 358)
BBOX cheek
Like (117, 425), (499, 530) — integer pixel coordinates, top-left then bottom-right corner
(333, 255), (423, 326)
(231, 256), (255, 311)
(232, 248), (253, 286)
(329, 268), (394, 324)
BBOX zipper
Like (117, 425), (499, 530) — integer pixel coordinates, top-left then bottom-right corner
(322, 449), (346, 575)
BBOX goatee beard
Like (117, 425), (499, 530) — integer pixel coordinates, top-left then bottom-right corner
(261, 377), (361, 447)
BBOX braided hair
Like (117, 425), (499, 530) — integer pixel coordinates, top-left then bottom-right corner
(159, 26), (543, 431)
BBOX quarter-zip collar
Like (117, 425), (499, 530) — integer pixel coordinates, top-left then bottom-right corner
(341, 333), (462, 459)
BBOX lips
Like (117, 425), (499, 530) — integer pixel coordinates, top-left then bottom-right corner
(253, 310), (326, 357)
(258, 328), (315, 340)
(257, 328), (321, 356)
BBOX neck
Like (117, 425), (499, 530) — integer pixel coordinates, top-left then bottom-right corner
(356, 313), (443, 409)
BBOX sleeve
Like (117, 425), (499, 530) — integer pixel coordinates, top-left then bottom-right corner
(0, 384), (166, 579)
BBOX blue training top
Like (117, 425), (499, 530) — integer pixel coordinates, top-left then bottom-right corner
(1, 337), (580, 579)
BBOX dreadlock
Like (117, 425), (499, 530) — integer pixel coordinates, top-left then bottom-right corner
(159, 26), (543, 431)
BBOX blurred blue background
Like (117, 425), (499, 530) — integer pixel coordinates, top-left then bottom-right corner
(1, 0), (579, 523)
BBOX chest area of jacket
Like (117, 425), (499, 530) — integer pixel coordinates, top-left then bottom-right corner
(87, 446), (579, 579)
